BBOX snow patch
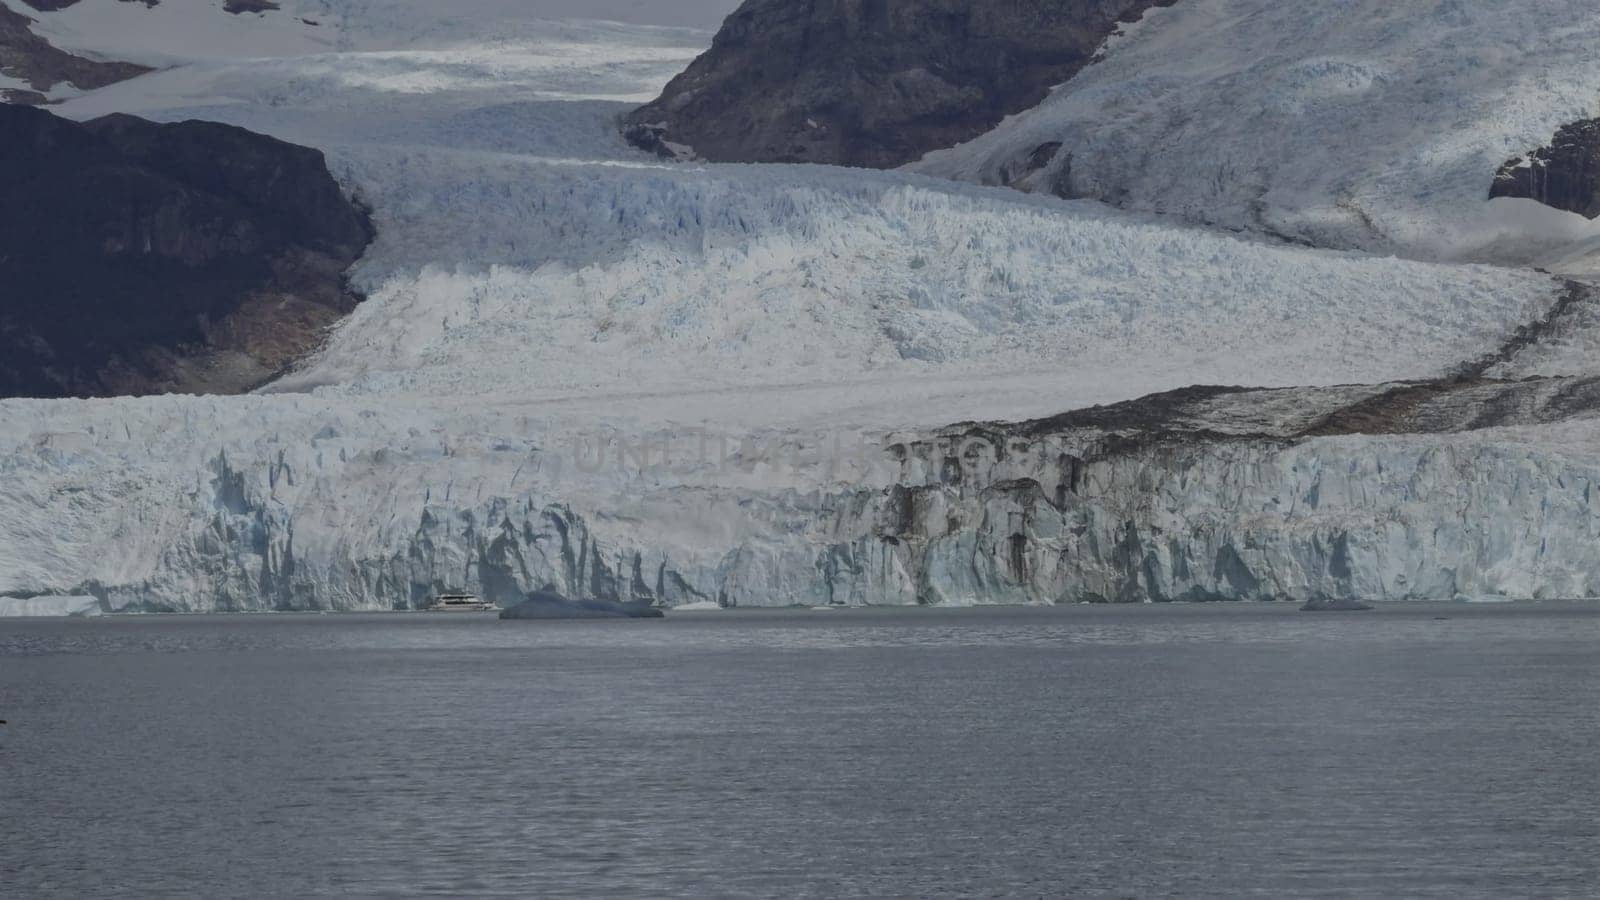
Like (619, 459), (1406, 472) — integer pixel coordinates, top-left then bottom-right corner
(4, 0), (733, 66)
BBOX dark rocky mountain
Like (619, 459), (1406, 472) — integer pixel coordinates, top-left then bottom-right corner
(0, 104), (374, 398)
(20, 1), (159, 10)
(18, 1), (277, 11)
(624, 0), (1177, 168)
(1492, 118), (1600, 219)
(0, 3), (150, 103)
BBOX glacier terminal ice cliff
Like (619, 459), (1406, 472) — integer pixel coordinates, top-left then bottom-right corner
(5, 0), (1600, 612)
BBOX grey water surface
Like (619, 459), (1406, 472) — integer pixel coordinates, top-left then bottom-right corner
(2, 603), (1598, 898)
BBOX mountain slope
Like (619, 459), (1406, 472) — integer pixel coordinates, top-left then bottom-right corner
(624, 0), (1176, 167)
(0, 103), (372, 398)
(914, 0), (1600, 270)
(0, 1), (149, 102)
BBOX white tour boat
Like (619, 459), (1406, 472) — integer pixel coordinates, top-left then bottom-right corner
(425, 593), (499, 612)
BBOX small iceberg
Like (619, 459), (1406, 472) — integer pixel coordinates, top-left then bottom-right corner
(1300, 597), (1376, 612)
(499, 590), (664, 620)
(670, 600), (724, 612)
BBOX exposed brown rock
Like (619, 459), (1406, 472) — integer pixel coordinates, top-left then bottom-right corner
(223, 0), (281, 14)
(624, 0), (1177, 168)
(0, 3), (151, 99)
(17, 1), (157, 10)
(0, 105), (374, 398)
(1492, 118), (1600, 219)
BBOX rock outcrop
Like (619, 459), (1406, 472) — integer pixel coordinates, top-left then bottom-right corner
(0, 104), (374, 398)
(17, 1), (159, 10)
(2, 1), (283, 103)
(624, 0), (1176, 168)
(21, 0), (279, 12)
(224, 0), (282, 13)
(1492, 118), (1600, 219)
(0, 3), (151, 102)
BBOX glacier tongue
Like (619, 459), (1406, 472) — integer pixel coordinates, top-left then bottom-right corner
(239, 421), (1600, 609)
(5, 7), (1600, 611)
(227, 142), (1560, 435)
(8, 387), (1600, 611)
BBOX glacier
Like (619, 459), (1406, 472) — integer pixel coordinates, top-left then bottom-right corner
(5, 0), (1600, 612)
(10, 382), (1600, 611)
